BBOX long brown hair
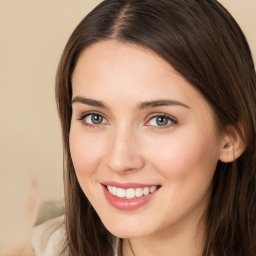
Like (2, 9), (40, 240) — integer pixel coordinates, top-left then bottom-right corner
(55, 0), (256, 255)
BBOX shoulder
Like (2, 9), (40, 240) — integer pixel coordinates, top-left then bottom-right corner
(30, 215), (67, 256)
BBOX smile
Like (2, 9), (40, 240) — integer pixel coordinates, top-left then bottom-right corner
(107, 185), (157, 199)
(102, 183), (160, 210)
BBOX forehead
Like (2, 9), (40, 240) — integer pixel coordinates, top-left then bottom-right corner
(73, 40), (187, 97)
(72, 40), (173, 85)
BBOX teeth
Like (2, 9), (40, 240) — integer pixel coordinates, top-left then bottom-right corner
(126, 188), (135, 199)
(149, 186), (157, 193)
(116, 188), (126, 198)
(143, 187), (149, 196)
(107, 185), (158, 199)
(112, 186), (117, 195)
(107, 185), (113, 194)
(135, 188), (143, 197)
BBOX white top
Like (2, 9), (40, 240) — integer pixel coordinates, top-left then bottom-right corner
(31, 216), (119, 256)
(31, 215), (67, 256)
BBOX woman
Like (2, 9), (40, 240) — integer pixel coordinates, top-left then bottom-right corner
(32, 0), (256, 255)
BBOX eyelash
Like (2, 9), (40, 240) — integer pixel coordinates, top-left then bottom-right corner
(78, 112), (108, 128)
(77, 112), (178, 128)
(145, 113), (178, 129)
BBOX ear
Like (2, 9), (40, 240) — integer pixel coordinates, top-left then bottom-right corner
(219, 125), (246, 163)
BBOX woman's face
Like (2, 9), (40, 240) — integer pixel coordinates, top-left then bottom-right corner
(70, 40), (223, 240)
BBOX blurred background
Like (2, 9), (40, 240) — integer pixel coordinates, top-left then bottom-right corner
(0, 0), (255, 248)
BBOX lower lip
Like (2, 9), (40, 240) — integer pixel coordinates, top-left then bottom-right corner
(102, 185), (159, 211)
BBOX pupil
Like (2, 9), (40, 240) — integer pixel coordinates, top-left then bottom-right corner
(156, 116), (168, 126)
(92, 114), (102, 124)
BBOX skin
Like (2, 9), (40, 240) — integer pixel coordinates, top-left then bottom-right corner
(70, 40), (227, 256)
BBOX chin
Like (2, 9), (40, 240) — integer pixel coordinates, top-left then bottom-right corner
(101, 216), (153, 239)
(108, 227), (148, 239)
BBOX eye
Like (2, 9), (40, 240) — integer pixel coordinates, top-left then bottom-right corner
(86, 114), (106, 124)
(78, 113), (108, 126)
(146, 114), (177, 127)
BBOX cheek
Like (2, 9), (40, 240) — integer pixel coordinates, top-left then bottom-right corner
(69, 128), (108, 207)
(145, 126), (219, 181)
(69, 128), (105, 176)
(143, 128), (219, 225)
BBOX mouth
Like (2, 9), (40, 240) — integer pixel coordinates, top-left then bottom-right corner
(101, 182), (161, 210)
(105, 184), (160, 199)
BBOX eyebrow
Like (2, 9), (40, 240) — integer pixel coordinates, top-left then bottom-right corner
(72, 96), (107, 109)
(138, 99), (190, 109)
(71, 96), (190, 110)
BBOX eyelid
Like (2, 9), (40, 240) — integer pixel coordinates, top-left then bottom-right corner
(144, 113), (178, 128)
(77, 111), (109, 127)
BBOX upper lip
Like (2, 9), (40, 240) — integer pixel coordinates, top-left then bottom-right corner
(101, 181), (160, 189)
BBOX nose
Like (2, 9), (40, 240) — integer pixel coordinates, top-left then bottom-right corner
(105, 127), (145, 174)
